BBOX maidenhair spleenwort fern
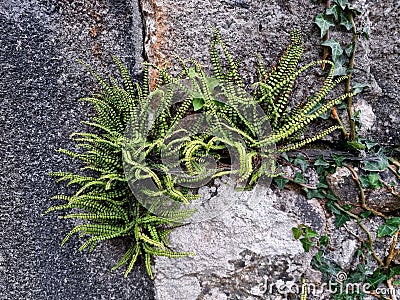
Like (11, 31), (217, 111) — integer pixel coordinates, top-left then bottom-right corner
(46, 29), (352, 278)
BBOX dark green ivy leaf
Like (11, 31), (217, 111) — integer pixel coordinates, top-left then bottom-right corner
(294, 172), (306, 184)
(389, 266), (400, 279)
(330, 153), (348, 167)
(274, 177), (289, 190)
(319, 235), (329, 247)
(352, 82), (368, 95)
(334, 212), (350, 227)
(386, 217), (400, 226)
(314, 13), (335, 38)
(315, 155), (330, 167)
(361, 154), (388, 171)
(360, 211), (371, 219)
(300, 237), (314, 252)
(367, 269), (387, 290)
(340, 11), (353, 30)
(322, 39), (344, 63)
(306, 189), (326, 199)
(359, 174), (383, 189)
(327, 201), (342, 215)
(326, 4), (341, 20)
(334, 0), (350, 10)
(377, 224), (398, 238)
(294, 155), (309, 172)
(345, 42), (354, 57)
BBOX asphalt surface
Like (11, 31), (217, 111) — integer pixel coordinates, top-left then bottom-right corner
(0, 1), (154, 299)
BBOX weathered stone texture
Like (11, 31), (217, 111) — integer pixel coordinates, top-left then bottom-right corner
(0, 1), (153, 299)
(142, 1), (399, 299)
(141, 0), (399, 143)
(154, 179), (327, 300)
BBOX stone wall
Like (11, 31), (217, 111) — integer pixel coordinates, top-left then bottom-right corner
(0, 0), (398, 299)
(0, 1), (153, 299)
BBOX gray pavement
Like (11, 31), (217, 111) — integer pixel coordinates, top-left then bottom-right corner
(0, 1), (153, 299)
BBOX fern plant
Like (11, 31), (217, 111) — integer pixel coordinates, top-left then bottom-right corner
(45, 57), (194, 279)
(46, 29), (352, 279)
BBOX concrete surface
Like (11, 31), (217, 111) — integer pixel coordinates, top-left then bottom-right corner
(0, 1), (154, 299)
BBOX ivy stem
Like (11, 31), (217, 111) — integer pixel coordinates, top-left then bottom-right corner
(332, 201), (384, 266)
(345, 14), (358, 141)
(345, 164), (387, 219)
(389, 157), (400, 168)
(321, 0), (331, 70)
(385, 230), (399, 268)
(388, 165), (400, 180)
(281, 175), (318, 190)
(331, 107), (349, 138)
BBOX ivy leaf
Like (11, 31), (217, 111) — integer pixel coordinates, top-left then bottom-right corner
(317, 181), (329, 189)
(367, 269), (387, 290)
(206, 77), (220, 92)
(304, 226), (319, 239)
(334, 0), (350, 10)
(280, 152), (290, 162)
(386, 217), (400, 226)
(306, 189), (326, 199)
(327, 201), (341, 215)
(321, 39), (344, 63)
(389, 266), (400, 279)
(362, 154), (388, 171)
(314, 155), (330, 168)
(358, 138), (378, 150)
(326, 190), (339, 201)
(352, 82), (368, 95)
(300, 237), (314, 252)
(359, 174), (383, 189)
(377, 224), (398, 237)
(274, 177), (289, 190)
(326, 4), (341, 21)
(293, 172), (306, 184)
(394, 279), (400, 286)
(311, 254), (342, 277)
(361, 27), (370, 40)
(292, 227), (303, 239)
(360, 211), (371, 219)
(340, 11), (353, 30)
(330, 153), (348, 167)
(294, 156), (309, 172)
(314, 13), (335, 38)
(314, 155), (331, 173)
(192, 98), (204, 111)
(346, 141), (366, 151)
(319, 235), (329, 247)
(334, 212), (350, 227)
(344, 42), (354, 57)
(333, 63), (348, 76)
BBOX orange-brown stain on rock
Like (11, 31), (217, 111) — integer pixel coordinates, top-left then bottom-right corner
(144, 0), (172, 90)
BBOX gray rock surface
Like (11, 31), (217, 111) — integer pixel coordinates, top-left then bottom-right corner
(140, 1), (399, 299)
(0, 1), (154, 299)
(141, 0), (399, 144)
(1, 0), (399, 299)
(154, 178), (327, 300)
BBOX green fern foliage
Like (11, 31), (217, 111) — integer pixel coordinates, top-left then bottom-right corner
(46, 56), (193, 279)
(47, 30), (352, 279)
